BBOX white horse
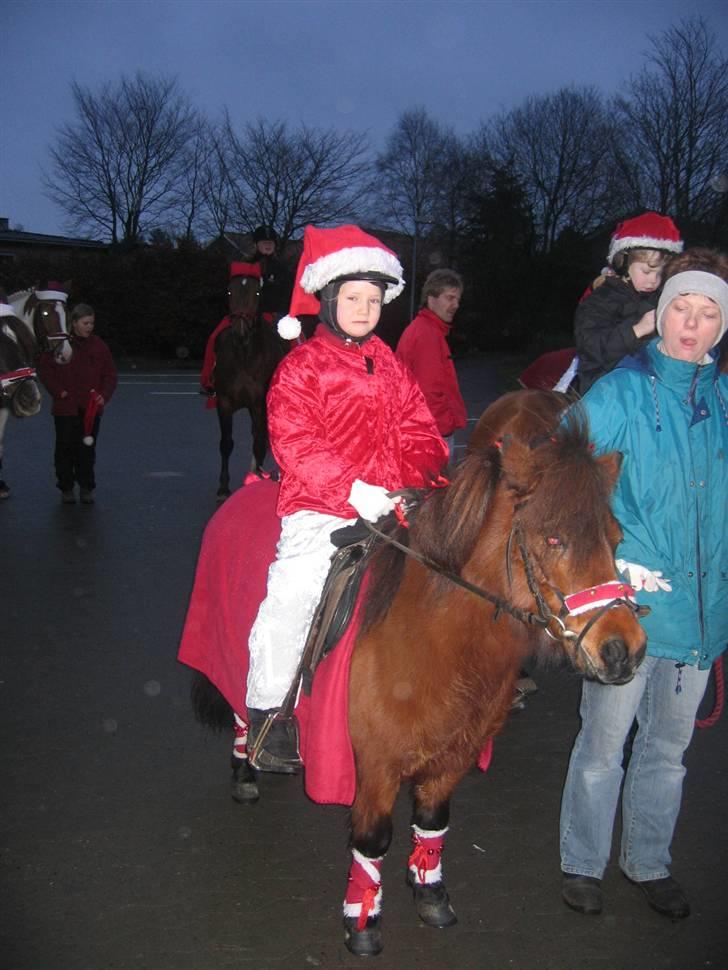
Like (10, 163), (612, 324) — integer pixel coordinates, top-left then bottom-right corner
(0, 305), (43, 497)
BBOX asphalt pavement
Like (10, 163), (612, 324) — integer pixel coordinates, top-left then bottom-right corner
(2, 356), (726, 970)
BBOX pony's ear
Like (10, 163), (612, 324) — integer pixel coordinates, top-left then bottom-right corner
(596, 451), (623, 493)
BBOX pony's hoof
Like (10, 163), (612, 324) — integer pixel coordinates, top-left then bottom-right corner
(216, 489), (230, 503)
(406, 876), (458, 928)
(231, 760), (259, 804)
(343, 916), (383, 957)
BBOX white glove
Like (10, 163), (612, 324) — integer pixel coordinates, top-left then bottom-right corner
(616, 559), (672, 592)
(348, 479), (397, 522)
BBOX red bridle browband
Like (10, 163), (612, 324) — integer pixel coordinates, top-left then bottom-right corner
(563, 581), (637, 617)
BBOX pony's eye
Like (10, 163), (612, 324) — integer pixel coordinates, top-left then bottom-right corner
(546, 536), (563, 549)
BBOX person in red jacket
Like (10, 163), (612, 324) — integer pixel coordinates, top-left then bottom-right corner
(246, 224), (449, 771)
(37, 303), (117, 504)
(396, 269), (467, 461)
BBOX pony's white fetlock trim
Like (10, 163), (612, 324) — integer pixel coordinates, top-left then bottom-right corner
(233, 712), (249, 761)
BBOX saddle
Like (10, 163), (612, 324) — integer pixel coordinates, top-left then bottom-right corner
(300, 521), (377, 696)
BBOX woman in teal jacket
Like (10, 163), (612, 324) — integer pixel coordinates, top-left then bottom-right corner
(559, 250), (728, 922)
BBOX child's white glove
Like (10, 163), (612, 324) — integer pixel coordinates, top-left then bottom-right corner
(616, 559), (672, 592)
(348, 479), (396, 522)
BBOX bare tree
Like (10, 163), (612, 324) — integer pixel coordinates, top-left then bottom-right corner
(170, 117), (216, 244)
(219, 117), (371, 247)
(487, 87), (614, 252)
(613, 17), (728, 225)
(44, 73), (198, 243)
(374, 107), (450, 235)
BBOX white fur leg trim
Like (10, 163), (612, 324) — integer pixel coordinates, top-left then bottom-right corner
(408, 861), (442, 884)
(412, 825), (448, 839)
(351, 848), (383, 878)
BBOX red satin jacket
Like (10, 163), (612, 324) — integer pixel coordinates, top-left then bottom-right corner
(268, 325), (448, 518)
(395, 308), (467, 437)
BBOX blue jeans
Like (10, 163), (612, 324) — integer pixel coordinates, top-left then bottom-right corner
(560, 656), (709, 882)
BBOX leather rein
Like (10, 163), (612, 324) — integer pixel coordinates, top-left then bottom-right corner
(363, 504), (645, 658)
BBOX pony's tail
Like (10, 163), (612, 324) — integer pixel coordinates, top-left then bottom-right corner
(190, 671), (233, 732)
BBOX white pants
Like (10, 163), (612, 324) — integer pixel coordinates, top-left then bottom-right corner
(246, 509), (351, 709)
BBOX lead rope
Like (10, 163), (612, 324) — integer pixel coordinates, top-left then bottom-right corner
(696, 657), (724, 729)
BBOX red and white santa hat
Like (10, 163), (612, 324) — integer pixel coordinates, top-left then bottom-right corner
(277, 224), (405, 339)
(229, 261), (262, 280)
(607, 212), (683, 266)
(35, 280), (69, 302)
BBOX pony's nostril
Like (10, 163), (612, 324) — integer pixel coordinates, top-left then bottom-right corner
(600, 637), (628, 669)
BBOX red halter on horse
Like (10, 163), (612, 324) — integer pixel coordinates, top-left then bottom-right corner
(180, 388), (647, 957)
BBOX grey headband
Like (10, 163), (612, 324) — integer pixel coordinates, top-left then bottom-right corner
(657, 271), (728, 343)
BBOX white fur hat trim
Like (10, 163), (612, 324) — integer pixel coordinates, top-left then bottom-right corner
(607, 235), (683, 265)
(300, 246), (404, 303)
(35, 290), (68, 302)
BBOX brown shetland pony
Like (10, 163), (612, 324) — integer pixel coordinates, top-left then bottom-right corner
(185, 389), (647, 956)
(213, 272), (286, 500)
(341, 389), (646, 955)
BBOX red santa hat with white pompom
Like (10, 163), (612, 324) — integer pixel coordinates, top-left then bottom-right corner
(607, 212), (683, 266)
(277, 224), (405, 340)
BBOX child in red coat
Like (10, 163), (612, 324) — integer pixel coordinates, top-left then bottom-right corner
(38, 303), (117, 504)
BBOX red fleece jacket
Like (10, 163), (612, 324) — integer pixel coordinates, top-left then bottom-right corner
(396, 308), (467, 437)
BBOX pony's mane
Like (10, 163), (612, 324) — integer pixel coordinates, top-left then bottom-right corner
(361, 446), (501, 633)
(515, 407), (617, 569)
(361, 403), (616, 632)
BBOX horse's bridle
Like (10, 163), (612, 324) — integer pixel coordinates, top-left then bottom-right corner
(0, 366), (37, 404)
(364, 508), (647, 660)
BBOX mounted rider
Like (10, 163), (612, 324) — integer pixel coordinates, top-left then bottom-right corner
(244, 224), (449, 771)
(200, 226), (293, 399)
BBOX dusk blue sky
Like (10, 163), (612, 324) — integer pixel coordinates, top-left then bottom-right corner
(3, 0), (726, 237)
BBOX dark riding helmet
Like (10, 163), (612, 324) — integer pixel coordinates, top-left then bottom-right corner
(253, 225), (278, 245)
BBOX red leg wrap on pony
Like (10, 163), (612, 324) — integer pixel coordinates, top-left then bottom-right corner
(232, 712), (248, 761)
(408, 826), (447, 886)
(343, 850), (382, 930)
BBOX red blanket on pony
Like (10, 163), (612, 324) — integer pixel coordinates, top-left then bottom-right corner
(178, 478), (493, 805)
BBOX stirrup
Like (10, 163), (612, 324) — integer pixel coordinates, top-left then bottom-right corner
(248, 710), (302, 774)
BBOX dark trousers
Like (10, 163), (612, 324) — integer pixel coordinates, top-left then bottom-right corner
(53, 414), (101, 491)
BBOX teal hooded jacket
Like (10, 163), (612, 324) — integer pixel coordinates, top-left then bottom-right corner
(579, 340), (728, 668)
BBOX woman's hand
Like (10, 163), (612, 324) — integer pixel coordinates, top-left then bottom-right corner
(616, 559), (672, 592)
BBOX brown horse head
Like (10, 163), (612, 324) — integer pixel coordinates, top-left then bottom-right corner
(365, 391), (646, 688)
(489, 407), (646, 684)
(227, 270), (261, 325)
(21, 281), (71, 361)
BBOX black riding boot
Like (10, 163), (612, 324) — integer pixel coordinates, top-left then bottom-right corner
(247, 708), (302, 774)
